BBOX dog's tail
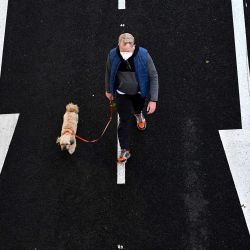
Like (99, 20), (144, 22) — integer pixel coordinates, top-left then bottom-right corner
(66, 103), (79, 113)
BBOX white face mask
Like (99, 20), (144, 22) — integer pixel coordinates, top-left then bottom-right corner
(120, 52), (133, 60)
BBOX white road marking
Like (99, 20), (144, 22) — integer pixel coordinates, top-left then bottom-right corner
(219, 0), (250, 233)
(118, 0), (126, 10)
(0, 1), (20, 174)
(117, 2), (126, 183)
(0, 114), (19, 174)
(0, 0), (8, 77)
(117, 114), (126, 184)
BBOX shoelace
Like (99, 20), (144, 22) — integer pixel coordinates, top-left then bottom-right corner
(135, 113), (144, 123)
(120, 149), (129, 157)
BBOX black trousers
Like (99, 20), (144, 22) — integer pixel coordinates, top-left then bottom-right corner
(115, 92), (146, 150)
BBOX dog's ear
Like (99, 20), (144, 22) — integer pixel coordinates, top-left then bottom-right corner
(56, 137), (61, 144)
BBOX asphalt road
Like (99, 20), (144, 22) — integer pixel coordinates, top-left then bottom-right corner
(0, 0), (249, 249)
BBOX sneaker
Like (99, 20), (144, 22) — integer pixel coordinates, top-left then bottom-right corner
(134, 112), (147, 130)
(117, 149), (131, 163)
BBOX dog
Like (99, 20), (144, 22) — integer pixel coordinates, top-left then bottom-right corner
(56, 103), (79, 154)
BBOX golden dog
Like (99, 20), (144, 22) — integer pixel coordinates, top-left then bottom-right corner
(56, 103), (79, 154)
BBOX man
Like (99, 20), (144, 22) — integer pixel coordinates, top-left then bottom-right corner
(105, 33), (159, 163)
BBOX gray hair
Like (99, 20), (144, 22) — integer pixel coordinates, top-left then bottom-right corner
(118, 33), (135, 45)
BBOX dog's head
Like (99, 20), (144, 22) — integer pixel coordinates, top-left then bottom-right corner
(56, 134), (75, 151)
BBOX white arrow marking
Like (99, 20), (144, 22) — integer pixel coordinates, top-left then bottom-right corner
(219, 0), (250, 233)
(118, 0), (126, 10)
(0, 0), (20, 175)
(117, 115), (126, 184)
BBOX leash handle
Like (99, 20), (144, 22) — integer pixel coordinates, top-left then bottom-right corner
(75, 100), (113, 143)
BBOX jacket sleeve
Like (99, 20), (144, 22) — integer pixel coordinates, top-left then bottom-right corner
(105, 54), (111, 93)
(148, 53), (159, 102)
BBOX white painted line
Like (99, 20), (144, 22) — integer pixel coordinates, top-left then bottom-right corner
(117, 162), (126, 184)
(0, 1), (20, 175)
(117, 114), (126, 184)
(0, 0), (8, 78)
(219, 0), (250, 234)
(0, 114), (19, 174)
(118, 0), (126, 10)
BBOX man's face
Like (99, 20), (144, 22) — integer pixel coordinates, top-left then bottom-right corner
(119, 41), (135, 52)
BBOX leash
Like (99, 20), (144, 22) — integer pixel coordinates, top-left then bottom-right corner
(75, 100), (114, 143)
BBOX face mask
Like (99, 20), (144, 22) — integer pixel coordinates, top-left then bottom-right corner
(120, 52), (133, 60)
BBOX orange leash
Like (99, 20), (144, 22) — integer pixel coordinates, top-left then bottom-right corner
(75, 100), (114, 143)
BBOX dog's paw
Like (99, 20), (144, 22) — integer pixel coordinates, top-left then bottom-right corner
(68, 143), (76, 154)
(68, 148), (75, 154)
(56, 137), (61, 144)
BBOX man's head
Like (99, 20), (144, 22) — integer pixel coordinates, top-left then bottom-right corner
(118, 33), (135, 52)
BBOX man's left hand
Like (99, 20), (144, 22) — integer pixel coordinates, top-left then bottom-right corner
(147, 101), (157, 114)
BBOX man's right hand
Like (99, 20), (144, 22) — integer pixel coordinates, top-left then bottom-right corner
(105, 91), (113, 101)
